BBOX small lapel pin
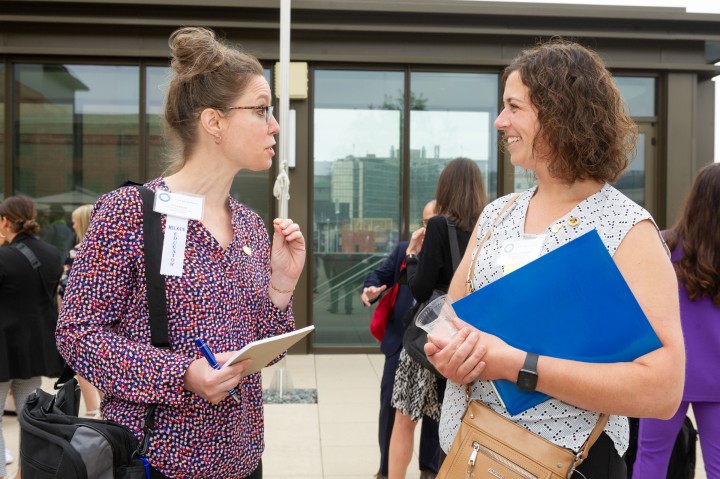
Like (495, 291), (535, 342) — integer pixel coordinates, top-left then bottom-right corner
(242, 246), (252, 256)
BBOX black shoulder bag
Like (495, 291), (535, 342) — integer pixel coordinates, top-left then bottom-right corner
(402, 216), (461, 378)
(19, 185), (167, 479)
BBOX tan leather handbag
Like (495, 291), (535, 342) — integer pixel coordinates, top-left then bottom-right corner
(438, 396), (608, 479)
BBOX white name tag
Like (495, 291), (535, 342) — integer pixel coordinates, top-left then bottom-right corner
(160, 215), (188, 277)
(496, 235), (546, 275)
(153, 191), (204, 221)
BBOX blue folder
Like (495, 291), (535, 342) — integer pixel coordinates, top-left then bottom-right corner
(451, 229), (662, 416)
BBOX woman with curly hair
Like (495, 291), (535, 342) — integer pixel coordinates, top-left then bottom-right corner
(426, 39), (684, 478)
(633, 163), (720, 478)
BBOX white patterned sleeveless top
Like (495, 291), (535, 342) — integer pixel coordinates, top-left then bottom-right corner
(439, 183), (657, 456)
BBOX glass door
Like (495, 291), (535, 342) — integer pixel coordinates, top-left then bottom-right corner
(312, 70), (404, 347)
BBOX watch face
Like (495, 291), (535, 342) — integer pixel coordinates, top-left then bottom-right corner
(517, 369), (538, 392)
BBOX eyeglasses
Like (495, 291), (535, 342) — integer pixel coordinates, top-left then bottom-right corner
(215, 105), (274, 124)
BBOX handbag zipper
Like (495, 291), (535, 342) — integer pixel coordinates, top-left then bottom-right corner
(469, 441), (539, 479)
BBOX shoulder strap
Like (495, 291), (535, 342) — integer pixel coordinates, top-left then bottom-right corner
(126, 183), (168, 460)
(465, 194), (521, 296)
(445, 217), (461, 272)
(134, 185), (170, 350)
(12, 242), (54, 303)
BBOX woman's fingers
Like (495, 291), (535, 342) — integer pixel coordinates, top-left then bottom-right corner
(426, 327), (488, 384)
(184, 355), (252, 404)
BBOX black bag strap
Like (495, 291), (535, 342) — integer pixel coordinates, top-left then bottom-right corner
(445, 217), (461, 272)
(134, 184), (170, 349)
(124, 181), (169, 459)
(12, 242), (55, 303)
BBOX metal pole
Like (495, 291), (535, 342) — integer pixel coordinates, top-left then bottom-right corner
(269, 0), (293, 398)
(273, 0), (291, 219)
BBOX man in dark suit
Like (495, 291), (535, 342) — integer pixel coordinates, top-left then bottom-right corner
(362, 201), (439, 479)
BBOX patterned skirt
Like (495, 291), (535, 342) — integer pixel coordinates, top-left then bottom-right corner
(391, 348), (442, 422)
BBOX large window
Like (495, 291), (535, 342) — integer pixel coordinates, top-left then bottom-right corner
(312, 70), (500, 348)
(409, 72), (499, 230)
(313, 70), (404, 347)
(14, 64), (141, 262)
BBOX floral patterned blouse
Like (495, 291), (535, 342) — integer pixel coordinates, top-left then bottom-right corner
(56, 178), (294, 478)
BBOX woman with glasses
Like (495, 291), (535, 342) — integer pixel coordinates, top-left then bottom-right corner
(426, 39), (684, 478)
(56, 27), (305, 479)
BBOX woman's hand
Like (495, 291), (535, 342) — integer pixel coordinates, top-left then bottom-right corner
(270, 218), (306, 290)
(361, 284), (388, 306)
(425, 318), (521, 385)
(406, 227), (426, 255)
(183, 352), (252, 404)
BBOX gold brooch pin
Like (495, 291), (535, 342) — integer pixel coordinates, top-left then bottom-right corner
(242, 246), (252, 256)
(567, 216), (580, 227)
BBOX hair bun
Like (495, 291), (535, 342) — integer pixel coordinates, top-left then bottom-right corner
(169, 27), (226, 80)
(22, 218), (41, 235)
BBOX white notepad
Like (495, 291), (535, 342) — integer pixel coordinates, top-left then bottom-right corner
(222, 325), (315, 376)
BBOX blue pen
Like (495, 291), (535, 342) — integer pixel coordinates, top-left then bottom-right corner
(195, 338), (242, 403)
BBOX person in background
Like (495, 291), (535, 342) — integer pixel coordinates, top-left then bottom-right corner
(1, 218), (11, 472)
(56, 26), (305, 479)
(58, 204), (103, 418)
(632, 162), (720, 479)
(426, 39), (684, 479)
(0, 196), (64, 479)
(389, 158), (487, 479)
(362, 199), (439, 479)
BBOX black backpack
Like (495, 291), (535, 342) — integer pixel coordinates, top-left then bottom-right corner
(19, 185), (168, 479)
(625, 415), (697, 479)
(667, 416), (698, 479)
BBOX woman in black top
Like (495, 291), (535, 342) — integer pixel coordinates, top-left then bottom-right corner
(388, 158), (487, 479)
(0, 196), (63, 479)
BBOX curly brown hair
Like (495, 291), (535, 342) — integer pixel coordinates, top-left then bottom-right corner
(664, 163), (720, 305)
(503, 38), (637, 183)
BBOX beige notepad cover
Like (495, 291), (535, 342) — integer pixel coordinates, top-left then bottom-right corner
(222, 325), (315, 376)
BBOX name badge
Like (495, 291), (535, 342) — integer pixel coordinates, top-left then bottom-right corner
(160, 215), (188, 277)
(496, 235), (546, 275)
(153, 190), (204, 221)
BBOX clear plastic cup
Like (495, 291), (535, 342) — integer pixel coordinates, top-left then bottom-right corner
(415, 294), (458, 340)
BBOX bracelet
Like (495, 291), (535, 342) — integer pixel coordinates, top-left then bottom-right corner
(270, 282), (294, 294)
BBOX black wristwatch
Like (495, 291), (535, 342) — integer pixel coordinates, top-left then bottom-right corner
(517, 352), (539, 392)
(405, 253), (418, 263)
